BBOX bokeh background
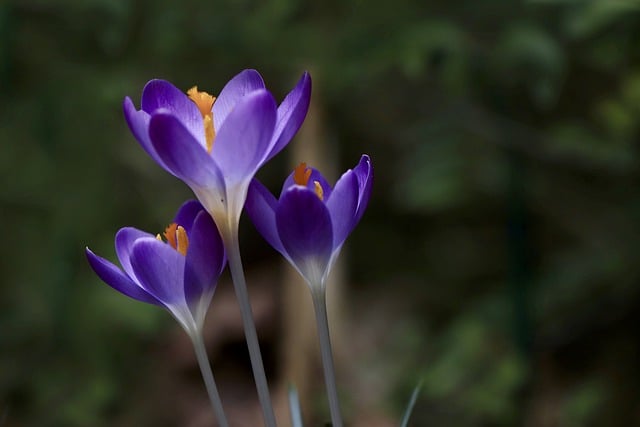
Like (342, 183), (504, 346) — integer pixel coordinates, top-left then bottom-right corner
(2, 0), (640, 426)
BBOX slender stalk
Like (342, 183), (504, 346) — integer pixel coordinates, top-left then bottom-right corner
(225, 227), (277, 427)
(400, 380), (423, 427)
(191, 333), (229, 427)
(288, 385), (305, 427)
(311, 290), (343, 427)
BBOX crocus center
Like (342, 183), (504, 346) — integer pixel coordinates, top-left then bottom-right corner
(293, 162), (311, 185)
(293, 162), (324, 200)
(187, 86), (216, 153)
(157, 222), (189, 256)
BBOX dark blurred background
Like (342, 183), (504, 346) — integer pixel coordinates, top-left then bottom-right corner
(1, 0), (640, 426)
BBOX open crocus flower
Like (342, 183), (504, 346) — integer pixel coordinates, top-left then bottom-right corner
(245, 155), (373, 291)
(85, 200), (226, 336)
(123, 69), (311, 236)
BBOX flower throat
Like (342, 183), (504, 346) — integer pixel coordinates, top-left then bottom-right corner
(293, 162), (324, 200)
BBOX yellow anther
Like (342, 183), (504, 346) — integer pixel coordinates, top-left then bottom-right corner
(161, 223), (189, 256)
(187, 86), (216, 153)
(314, 180), (324, 200)
(293, 162), (311, 186)
(175, 226), (189, 256)
(203, 115), (214, 153)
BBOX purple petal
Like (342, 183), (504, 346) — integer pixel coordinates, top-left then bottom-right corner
(115, 227), (155, 282)
(140, 79), (204, 141)
(353, 154), (374, 224)
(276, 187), (334, 284)
(211, 90), (277, 184)
(149, 111), (224, 189)
(123, 97), (173, 172)
(326, 169), (359, 247)
(281, 167), (332, 200)
(86, 248), (160, 305)
(130, 238), (187, 306)
(213, 69), (266, 130)
(174, 199), (206, 235)
(245, 179), (285, 254)
(265, 72), (312, 162)
(184, 211), (226, 304)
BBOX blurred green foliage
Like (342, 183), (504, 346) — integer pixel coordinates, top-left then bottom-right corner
(1, 0), (640, 425)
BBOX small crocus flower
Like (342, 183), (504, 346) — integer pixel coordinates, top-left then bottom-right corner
(246, 155), (373, 427)
(245, 154), (373, 292)
(123, 69), (312, 236)
(85, 200), (226, 336)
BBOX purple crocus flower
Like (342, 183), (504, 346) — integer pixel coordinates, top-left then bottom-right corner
(85, 200), (226, 336)
(123, 69), (311, 236)
(246, 155), (372, 427)
(245, 155), (373, 290)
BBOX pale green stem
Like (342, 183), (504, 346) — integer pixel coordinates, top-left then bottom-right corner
(311, 289), (343, 427)
(225, 226), (277, 427)
(288, 385), (304, 427)
(191, 333), (229, 427)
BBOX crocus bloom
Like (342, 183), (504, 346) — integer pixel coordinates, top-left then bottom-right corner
(85, 200), (226, 336)
(123, 69), (311, 236)
(245, 155), (373, 290)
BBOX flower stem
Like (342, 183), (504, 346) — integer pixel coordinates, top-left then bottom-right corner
(311, 290), (343, 427)
(226, 230), (277, 427)
(191, 333), (229, 427)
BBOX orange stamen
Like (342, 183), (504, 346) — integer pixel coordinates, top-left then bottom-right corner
(313, 181), (324, 200)
(175, 226), (189, 256)
(293, 162), (312, 186)
(187, 86), (216, 153)
(187, 86), (215, 117)
(162, 223), (189, 255)
(163, 223), (178, 249)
